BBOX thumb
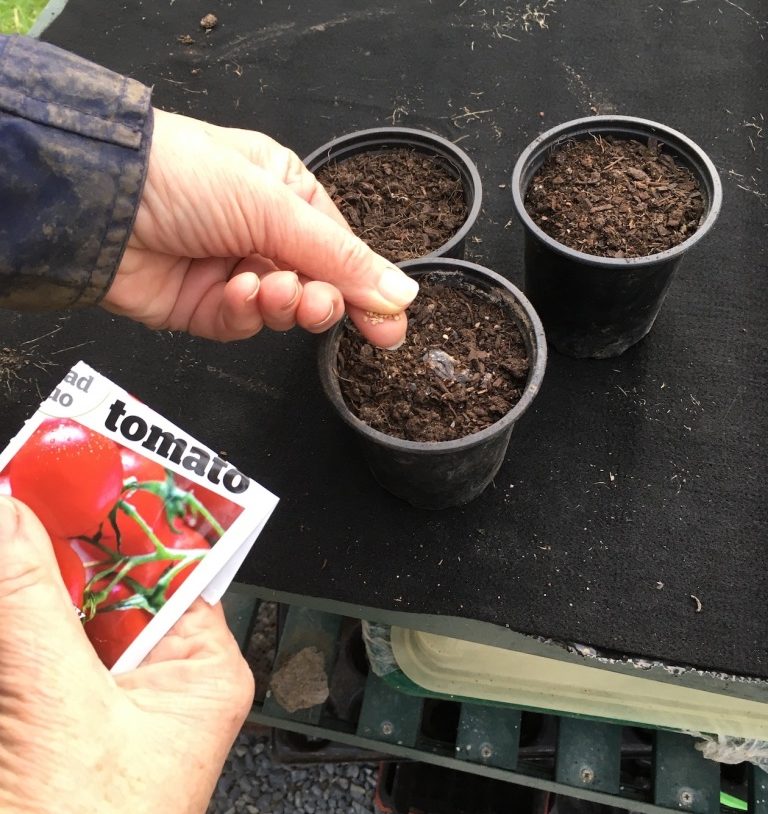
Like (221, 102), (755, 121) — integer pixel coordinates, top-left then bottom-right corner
(0, 497), (101, 681)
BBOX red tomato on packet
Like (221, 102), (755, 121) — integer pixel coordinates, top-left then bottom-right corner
(9, 418), (123, 538)
(69, 536), (112, 583)
(98, 523), (210, 594)
(175, 476), (244, 543)
(84, 582), (153, 670)
(119, 445), (166, 484)
(102, 448), (211, 593)
(162, 525), (211, 598)
(2, 396), (253, 671)
(117, 446), (168, 535)
(84, 525), (208, 669)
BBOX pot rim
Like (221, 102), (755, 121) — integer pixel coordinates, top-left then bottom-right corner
(318, 258), (547, 453)
(303, 126), (483, 260)
(510, 115), (723, 268)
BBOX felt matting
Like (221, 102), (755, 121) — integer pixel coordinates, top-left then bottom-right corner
(5, 0), (765, 676)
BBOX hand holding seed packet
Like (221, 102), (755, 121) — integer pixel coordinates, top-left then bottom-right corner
(0, 362), (278, 673)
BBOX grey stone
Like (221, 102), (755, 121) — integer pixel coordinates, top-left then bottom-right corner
(269, 647), (329, 713)
(217, 775), (236, 796)
(255, 794), (272, 810)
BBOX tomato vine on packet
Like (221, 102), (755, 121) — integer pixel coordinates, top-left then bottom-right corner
(0, 361), (278, 674)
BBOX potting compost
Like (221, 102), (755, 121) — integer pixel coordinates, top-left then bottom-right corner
(316, 149), (468, 262)
(525, 137), (706, 258)
(5, 0), (765, 679)
(337, 280), (529, 442)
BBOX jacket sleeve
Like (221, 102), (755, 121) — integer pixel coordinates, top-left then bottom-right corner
(0, 35), (153, 310)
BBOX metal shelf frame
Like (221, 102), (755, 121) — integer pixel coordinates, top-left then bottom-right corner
(222, 586), (766, 814)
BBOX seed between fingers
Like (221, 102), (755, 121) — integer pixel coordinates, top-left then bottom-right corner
(363, 311), (402, 326)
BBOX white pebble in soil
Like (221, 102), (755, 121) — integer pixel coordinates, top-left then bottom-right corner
(207, 731), (377, 814)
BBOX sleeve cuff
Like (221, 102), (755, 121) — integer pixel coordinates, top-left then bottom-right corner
(0, 35), (153, 310)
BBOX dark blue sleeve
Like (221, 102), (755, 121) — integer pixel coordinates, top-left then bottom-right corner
(0, 35), (153, 310)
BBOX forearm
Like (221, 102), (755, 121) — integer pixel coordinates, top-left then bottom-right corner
(0, 35), (153, 310)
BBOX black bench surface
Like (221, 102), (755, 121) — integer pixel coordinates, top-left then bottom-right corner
(5, 0), (765, 677)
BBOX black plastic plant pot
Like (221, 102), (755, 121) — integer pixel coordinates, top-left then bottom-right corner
(510, 115), (723, 359)
(303, 127), (482, 260)
(318, 258), (546, 510)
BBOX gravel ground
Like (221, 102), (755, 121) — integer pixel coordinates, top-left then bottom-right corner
(207, 602), (379, 814)
(207, 732), (377, 814)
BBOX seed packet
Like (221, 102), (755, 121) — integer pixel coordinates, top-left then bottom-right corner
(0, 361), (278, 674)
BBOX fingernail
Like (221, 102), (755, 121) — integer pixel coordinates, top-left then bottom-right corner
(385, 337), (406, 351)
(282, 279), (301, 310)
(245, 277), (260, 303)
(310, 303), (336, 329)
(0, 497), (19, 540)
(377, 268), (419, 308)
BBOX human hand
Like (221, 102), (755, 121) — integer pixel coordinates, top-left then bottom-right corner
(0, 496), (252, 814)
(104, 109), (418, 347)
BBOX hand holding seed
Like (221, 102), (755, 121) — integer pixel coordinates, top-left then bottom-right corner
(104, 110), (417, 348)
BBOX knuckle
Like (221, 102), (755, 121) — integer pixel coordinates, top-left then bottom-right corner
(283, 148), (308, 185)
(221, 654), (255, 721)
(0, 560), (48, 604)
(219, 304), (263, 342)
(236, 662), (257, 713)
(335, 235), (373, 280)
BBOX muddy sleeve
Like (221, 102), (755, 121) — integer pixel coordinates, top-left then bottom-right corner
(0, 34), (153, 310)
